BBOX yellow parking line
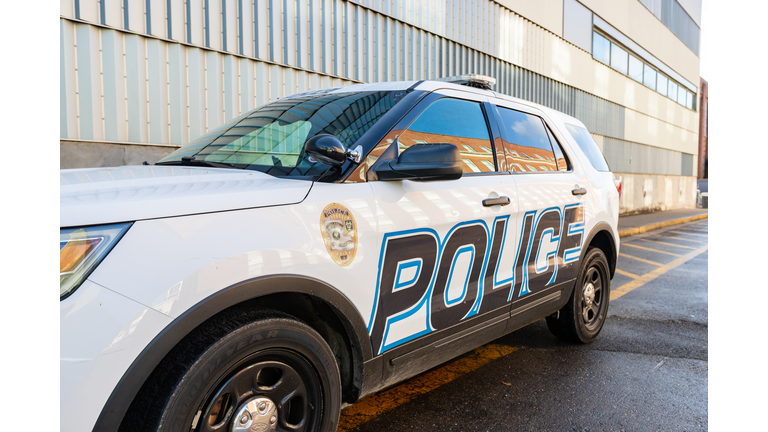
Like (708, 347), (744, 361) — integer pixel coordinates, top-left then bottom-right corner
(337, 344), (517, 432)
(622, 243), (682, 257)
(615, 268), (640, 279)
(678, 227), (709, 233)
(612, 245), (709, 301)
(669, 230), (708, 238)
(619, 253), (664, 266)
(649, 235), (706, 244)
(640, 238), (697, 250)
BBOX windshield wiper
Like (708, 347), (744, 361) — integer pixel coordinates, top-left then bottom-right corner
(156, 156), (235, 169)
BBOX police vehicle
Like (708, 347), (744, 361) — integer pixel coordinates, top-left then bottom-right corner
(60, 75), (620, 432)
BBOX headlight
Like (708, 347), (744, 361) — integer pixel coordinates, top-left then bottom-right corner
(60, 223), (132, 299)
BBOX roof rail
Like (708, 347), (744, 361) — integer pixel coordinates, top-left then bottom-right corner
(434, 74), (496, 90)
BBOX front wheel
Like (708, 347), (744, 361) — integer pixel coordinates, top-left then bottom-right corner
(122, 312), (341, 432)
(546, 248), (611, 343)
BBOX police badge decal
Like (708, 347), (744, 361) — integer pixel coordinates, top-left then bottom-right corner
(320, 203), (358, 266)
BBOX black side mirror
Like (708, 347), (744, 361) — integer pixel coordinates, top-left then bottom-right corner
(304, 134), (347, 165)
(372, 143), (463, 182)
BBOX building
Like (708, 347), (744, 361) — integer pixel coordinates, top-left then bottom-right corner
(59, 0), (702, 215)
(698, 77), (708, 180)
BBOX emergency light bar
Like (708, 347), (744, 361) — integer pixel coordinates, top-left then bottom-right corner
(434, 74), (497, 90)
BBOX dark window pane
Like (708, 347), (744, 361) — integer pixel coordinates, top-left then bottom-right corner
(545, 125), (570, 171)
(610, 44), (628, 75)
(565, 125), (610, 172)
(643, 65), (657, 90)
(592, 32), (610, 65)
(399, 98), (494, 173)
(496, 108), (558, 173)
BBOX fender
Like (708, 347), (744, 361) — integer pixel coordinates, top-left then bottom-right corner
(581, 222), (618, 277)
(92, 274), (371, 432)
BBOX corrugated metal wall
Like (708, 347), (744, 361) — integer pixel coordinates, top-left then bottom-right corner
(59, 0), (689, 176)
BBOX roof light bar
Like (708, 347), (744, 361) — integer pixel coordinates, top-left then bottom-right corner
(435, 74), (497, 90)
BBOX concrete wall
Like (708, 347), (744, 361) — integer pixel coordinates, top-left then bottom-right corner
(614, 172), (697, 215)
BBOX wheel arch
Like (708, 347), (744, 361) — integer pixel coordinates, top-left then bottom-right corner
(93, 274), (372, 432)
(582, 223), (618, 278)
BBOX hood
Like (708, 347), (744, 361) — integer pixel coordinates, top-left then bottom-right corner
(60, 165), (313, 227)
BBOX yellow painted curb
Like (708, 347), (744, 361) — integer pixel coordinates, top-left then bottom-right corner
(618, 214), (708, 238)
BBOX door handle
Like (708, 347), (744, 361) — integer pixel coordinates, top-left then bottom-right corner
(572, 188), (587, 196)
(483, 196), (511, 207)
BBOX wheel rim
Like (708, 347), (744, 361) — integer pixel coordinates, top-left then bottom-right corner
(194, 349), (323, 432)
(581, 265), (604, 330)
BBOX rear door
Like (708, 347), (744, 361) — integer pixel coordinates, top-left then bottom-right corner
(491, 101), (588, 311)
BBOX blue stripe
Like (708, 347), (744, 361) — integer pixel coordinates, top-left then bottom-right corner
(186, 0), (192, 42)
(296, 0), (301, 68)
(166, 0), (172, 38)
(205, 0), (210, 47)
(124, 0), (130, 29)
(100, 0), (106, 24)
(268, 0), (274, 61)
(146, 0), (152, 34)
(222, 0), (227, 51)
(238, 0), (244, 54)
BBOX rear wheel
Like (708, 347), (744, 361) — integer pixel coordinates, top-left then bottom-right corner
(546, 248), (610, 343)
(123, 312), (341, 432)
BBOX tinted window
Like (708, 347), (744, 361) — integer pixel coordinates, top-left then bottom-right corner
(399, 98), (494, 173)
(545, 125), (570, 171)
(496, 108), (558, 173)
(157, 90), (408, 178)
(657, 74), (669, 97)
(565, 125), (610, 172)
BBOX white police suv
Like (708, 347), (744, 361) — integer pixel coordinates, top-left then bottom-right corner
(61, 75), (620, 432)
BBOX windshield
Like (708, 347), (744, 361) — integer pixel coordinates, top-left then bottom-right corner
(157, 89), (409, 178)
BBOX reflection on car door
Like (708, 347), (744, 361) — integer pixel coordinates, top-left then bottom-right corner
(491, 102), (587, 312)
(365, 89), (520, 387)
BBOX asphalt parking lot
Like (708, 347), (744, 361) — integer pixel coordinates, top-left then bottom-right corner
(338, 219), (709, 432)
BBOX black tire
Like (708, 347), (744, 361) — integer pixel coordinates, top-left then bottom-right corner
(122, 310), (341, 432)
(546, 248), (610, 343)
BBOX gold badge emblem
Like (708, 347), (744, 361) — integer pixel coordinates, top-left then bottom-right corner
(320, 203), (358, 266)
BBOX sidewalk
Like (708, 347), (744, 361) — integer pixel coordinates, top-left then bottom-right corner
(617, 208), (709, 238)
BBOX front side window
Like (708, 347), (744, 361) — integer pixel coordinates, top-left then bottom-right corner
(496, 108), (558, 173)
(398, 98), (495, 174)
(156, 90), (408, 178)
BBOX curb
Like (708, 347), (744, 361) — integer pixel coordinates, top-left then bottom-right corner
(618, 214), (708, 238)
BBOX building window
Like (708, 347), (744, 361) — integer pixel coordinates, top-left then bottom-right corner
(628, 55), (644, 83)
(592, 31), (696, 111)
(592, 32), (610, 65)
(643, 64), (657, 90)
(610, 44), (628, 75)
(657, 75), (669, 97)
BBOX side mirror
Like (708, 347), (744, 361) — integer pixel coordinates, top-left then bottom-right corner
(303, 134), (347, 165)
(372, 143), (463, 182)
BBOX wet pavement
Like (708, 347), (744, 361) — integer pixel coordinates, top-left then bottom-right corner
(340, 219), (708, 432)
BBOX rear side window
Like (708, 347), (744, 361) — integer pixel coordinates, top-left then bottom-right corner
(496, 107), (558, 172)
(565, 125), (611, 172)
(399, 98), (495, 173)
